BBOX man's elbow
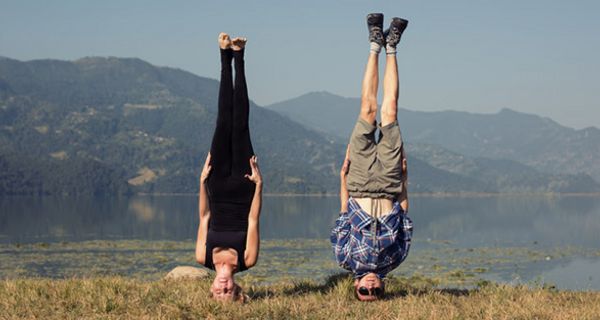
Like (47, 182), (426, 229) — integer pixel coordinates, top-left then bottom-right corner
(400, 199), (409, 213)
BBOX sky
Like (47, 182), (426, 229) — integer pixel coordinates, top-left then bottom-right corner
(1, 0), (599, 129)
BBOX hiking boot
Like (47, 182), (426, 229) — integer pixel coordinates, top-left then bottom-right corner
(367, 13), (385, 46)
(384, 17), (408, 48)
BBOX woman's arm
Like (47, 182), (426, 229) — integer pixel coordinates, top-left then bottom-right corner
(244, 156), (263, 268)
(340, 145), (351, 213)
(195, 153), (212, 265)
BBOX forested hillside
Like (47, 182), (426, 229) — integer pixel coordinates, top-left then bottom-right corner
(1, 57), (597, 195)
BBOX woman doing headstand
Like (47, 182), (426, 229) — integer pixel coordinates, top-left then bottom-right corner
(195, 33), (263, 302)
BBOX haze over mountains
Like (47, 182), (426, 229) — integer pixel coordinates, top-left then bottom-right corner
(0, 56), (340, 195)
(267, 91), (600, 185)
(0, 56), (598, 195)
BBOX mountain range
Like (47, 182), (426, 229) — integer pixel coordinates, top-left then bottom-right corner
(0, 56), (340, 195)
(266, 91), (600, 187)
(0, 57), (598, 195)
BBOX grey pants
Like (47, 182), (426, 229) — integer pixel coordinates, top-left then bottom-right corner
(346, 118), (404, 200)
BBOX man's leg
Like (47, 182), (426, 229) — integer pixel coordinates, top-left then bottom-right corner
(360, 13), (385, 125)
(377, 18), (409, 200)
(360, 52), (379, 125)
(380, 53), (398, 127)
(347, 52), (379, 197)
(346, 13), (385, 198)
(381, 17), (407, 126)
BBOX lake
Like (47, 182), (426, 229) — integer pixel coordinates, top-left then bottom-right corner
(1, 195), (600, 290)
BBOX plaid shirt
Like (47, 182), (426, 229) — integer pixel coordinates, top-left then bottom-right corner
(330, 197), (413, 278)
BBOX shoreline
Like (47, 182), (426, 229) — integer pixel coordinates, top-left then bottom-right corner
(3, 192), (600, 198)
(95, 191), (600, 197)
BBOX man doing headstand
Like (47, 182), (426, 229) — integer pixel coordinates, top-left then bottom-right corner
(331, 13), (413, 301)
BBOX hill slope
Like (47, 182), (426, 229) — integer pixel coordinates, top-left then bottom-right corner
(1, 58), (597, 194)
(0, 57), (341, 194)
(266, 91), (600, 183)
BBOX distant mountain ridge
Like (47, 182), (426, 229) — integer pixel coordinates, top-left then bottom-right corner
(266, 91), (600, 183)
(0, 57), (597, 195)
(0, 57), (341, 194)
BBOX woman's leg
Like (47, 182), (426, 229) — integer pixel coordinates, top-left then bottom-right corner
(210, 33), (234, 177)
(231, 39), (254, 177)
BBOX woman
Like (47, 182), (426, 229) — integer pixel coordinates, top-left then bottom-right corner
(195, 33), (263, 302)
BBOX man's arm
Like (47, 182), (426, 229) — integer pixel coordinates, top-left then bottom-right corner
(398, 147), (409, 213)
(340, 145), (351, 213)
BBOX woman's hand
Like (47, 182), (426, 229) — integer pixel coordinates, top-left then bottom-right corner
(200, 153), (212, 184)
(244, 156), (262, 185)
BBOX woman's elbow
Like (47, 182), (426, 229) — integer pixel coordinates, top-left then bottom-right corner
(199, 209), (210, 219)
(195, 250), (205, 265)
(245, 256), (257, 269)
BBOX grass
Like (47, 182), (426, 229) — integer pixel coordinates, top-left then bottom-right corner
(1, 275), (600, 319)
(2, 240), (600, 318)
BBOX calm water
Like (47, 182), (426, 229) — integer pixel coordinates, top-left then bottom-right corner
(1, 195), (600, 289)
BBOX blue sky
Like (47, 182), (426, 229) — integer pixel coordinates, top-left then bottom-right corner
(1, 0), (599, 128)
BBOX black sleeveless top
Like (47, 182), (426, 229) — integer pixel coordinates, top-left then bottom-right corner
(204, 230), (248, 271)
(204, 175), (255, 272)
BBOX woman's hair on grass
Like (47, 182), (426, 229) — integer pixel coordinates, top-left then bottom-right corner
(210, 283), (249, 303)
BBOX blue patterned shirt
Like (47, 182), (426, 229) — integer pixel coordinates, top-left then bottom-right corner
(330, 197), (413, 279)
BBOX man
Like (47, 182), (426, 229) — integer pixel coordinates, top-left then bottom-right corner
(331, 13), (413, 301)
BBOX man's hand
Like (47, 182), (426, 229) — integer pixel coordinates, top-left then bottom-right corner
(340, 145), (350, 182)
(200, 153), (212, 184)
(401, 157), (408, 181)
(244, 156), (262, 185)
(400, 146), (408, 182)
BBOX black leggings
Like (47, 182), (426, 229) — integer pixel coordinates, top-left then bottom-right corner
(210, 49), (254, 178)
(207, 48), (255, 230)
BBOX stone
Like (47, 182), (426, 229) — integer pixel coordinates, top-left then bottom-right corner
(164, 266), (210, 280)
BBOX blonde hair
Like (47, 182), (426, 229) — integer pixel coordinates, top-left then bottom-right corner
(210, 283), (249, 303)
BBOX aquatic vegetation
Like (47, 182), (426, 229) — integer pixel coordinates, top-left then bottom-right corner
(2, 239), (600, 288)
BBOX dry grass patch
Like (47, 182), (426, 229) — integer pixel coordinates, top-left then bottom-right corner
(1, 275), (599, 319)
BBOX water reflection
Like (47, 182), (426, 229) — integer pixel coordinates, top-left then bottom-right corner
(412, 195), (600, 248)
(541, 259), (600, 290)
(1, 195), (600, 248)
(1, 195), (600, 289)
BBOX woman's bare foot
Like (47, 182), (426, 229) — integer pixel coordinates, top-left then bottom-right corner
(218, 33), (231, 50)
(231, 37), (247, 51)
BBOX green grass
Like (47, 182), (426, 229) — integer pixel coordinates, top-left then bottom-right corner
(1, 275), (599, 319)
